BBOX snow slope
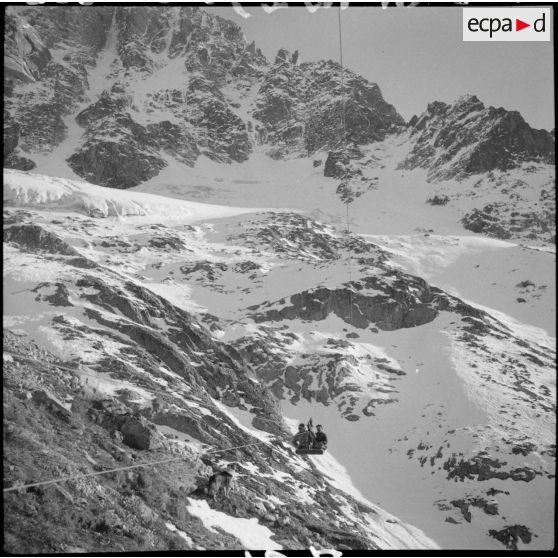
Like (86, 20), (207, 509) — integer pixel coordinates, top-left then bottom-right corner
(5, 169), (555, 550)
(3, 170), (441, 551)
(3, 4), (554, 552)
(129, 144), (555, 549)
(4, 169), (260, 223)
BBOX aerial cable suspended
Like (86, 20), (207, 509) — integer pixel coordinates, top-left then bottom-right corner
(338, 5), (355, 324)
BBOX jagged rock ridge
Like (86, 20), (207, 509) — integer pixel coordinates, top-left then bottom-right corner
(401, 95), (554, 181)
(4, 5), (405, 184)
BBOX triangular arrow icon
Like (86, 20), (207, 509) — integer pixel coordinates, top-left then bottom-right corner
(516, 18), (530, 31)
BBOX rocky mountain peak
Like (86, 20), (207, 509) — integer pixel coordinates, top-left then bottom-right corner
(453, 93), (484, 111)
(401, 94), (554, 181)
(273, 48), (299, 66)
(4, 5), (408, 179)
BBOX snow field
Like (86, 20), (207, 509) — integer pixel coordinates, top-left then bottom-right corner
(186, 498), (282, 550)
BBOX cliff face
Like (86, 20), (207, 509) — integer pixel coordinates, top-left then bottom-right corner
(4, 5), (266, 184)
(252, 55), (404, 159)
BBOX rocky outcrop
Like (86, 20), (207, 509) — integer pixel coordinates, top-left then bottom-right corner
(4, 9), (52, 83)
(4, 6), (113, 157)
(461, 206), (512, 240)
(3, 112), (37, 170)
(68, 88), (199, 185)
(401, 95), (555, 181)
(72, 274), (281, 421)
(443, 452), (541, 483)
(488, 525), (533, 550)
(249, 271), (438, 331)
(185, 79), (251, 162)
(68, 96), (170, 187)
(324, 145), (365, 179)
(450, 496), (498, 523)
(233, 336), (402, 421)
(32, 282), (73, 307)
(304, 63), (404, 154)
(4, 113), (21, 157)
(32, 388), (72, 420)
(3, 224), (80, 256)
(67, 140), (166, 189)
(146, 121), (199, 166)
(227, 212), (385, 264)
(253, 57), (404, 158)
(119, 415), (164, 450)
(461, 201), (555, 244)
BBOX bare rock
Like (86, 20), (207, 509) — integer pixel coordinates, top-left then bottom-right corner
(488, 525), (533, 550)
(32, 388), (72, 419)
(119, 416), (163, 451)
(3, 224), (80, 256)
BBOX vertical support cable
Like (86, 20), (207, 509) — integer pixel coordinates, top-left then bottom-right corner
(338, 6), (347, 147)
(338, 5), (353, 324)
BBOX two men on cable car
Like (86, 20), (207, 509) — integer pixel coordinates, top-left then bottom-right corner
(292, 422), (328, 452)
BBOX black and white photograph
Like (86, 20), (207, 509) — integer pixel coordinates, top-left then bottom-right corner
(3, 1), (555, 554)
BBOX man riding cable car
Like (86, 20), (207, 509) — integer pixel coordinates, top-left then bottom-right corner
(292, 423), (315, 450)
(292, 419), (327, 455)
(314, 424), (328, 450)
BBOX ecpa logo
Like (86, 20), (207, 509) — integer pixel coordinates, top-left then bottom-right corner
(463, 8), (550, 41)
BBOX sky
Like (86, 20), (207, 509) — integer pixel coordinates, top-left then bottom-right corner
(207, 4), (554, 130)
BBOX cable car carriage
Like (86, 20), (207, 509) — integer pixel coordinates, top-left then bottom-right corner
(292, 418), (327, 455)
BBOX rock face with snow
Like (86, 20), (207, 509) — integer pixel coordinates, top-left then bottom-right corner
(3, 171), (442, 552)
(2, 4), (556, 553)
(401, 95), (555, 181)
(4, 5), (402, 180)
(3, 170), (555, 551)
(4, 10), (52, 83)
(4, 6), (113, 164)
(4, 6), (554, 244)
(3, 5), (268, 184)
(252, 55), (404, 159)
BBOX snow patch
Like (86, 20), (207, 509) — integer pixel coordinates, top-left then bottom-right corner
(186, 498), (281, 550)
(4, 169), (262, 224)
(165, 521), (193, 547)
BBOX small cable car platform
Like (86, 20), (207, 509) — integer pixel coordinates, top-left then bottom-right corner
(295, 448), (324, 455)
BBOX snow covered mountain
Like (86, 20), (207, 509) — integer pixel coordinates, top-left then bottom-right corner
(3, 166), (555, 551)
(4, 5), (554, 244)
(3, 4), (556, 553)
(3, 170), (440, 553)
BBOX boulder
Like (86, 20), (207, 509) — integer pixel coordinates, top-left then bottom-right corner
(32, 389), (72, 419)
(4, 154), (36, 171)
(119, 416), (163, 450)
(67, 140), (166, 189)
